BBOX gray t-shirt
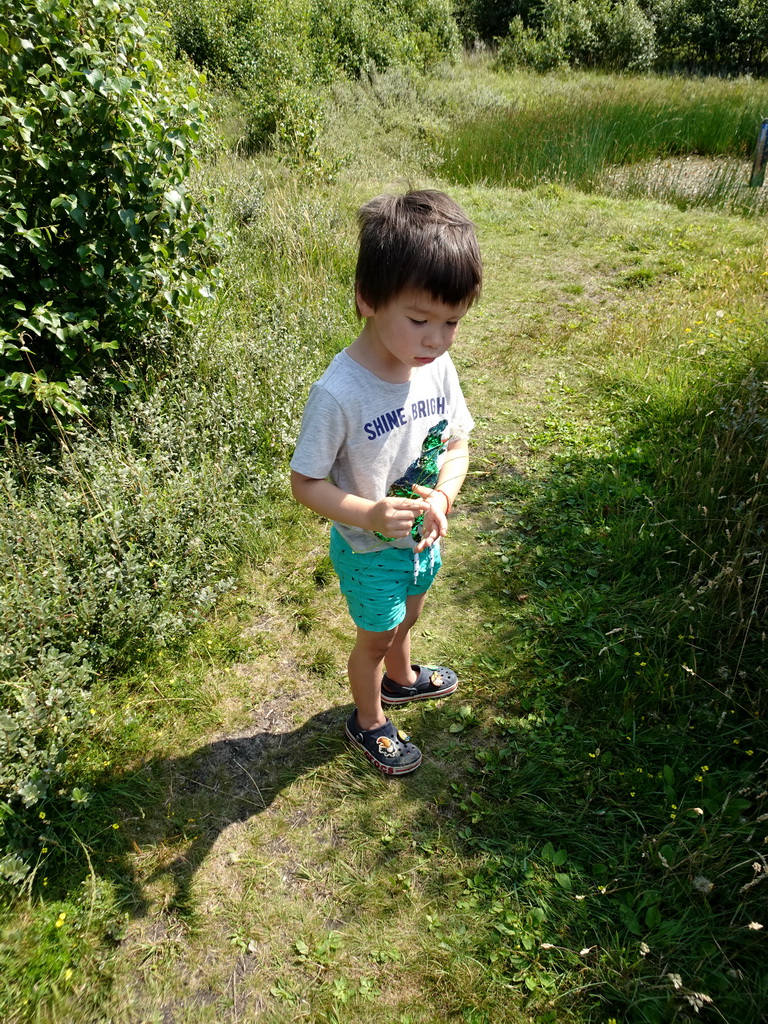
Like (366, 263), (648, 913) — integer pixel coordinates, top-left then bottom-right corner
(290, 348), (474, 553)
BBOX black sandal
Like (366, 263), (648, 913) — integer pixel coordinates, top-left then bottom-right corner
(380, 664), (458, 707)
(345, 713), (422, 774)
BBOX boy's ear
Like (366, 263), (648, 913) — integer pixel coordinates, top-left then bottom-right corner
(356, 287), (375, 319)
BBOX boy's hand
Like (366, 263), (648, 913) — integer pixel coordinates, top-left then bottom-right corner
(411, 485), (449, 552)
(367, 495), (430, 539)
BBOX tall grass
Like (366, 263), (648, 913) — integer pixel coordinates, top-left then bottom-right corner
(439, 72), (768, 212)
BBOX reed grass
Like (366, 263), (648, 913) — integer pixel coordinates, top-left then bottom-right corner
(439, 71), (768, 213)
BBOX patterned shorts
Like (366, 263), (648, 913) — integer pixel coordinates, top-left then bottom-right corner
(329, 527), (442, 633)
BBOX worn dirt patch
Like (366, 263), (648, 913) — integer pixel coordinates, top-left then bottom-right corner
(600, 155), (768, 211)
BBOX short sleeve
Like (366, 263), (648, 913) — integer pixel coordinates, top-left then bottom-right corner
(290, 384), (346, 480)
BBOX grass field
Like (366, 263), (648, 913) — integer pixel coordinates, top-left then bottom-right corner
(1, 63), (767, 1023)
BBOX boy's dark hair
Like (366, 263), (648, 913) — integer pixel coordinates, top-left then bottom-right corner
(355, 189), (482, 312)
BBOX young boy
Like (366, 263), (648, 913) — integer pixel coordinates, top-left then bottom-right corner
(290, 189), (482, 775)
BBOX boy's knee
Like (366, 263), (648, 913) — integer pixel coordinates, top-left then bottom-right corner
(354, 627), (397, 661)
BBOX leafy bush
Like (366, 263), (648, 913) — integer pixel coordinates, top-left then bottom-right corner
(646, 0), (768, 76)
(0, 0), (213, 428)
(166, 0), (460, 155)
(454, 0), (537, 44)
(496, 0), (656, 72)
(461, 0), (768, 74)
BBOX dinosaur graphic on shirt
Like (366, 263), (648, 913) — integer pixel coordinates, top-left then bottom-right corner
(376, 419), (448, 542)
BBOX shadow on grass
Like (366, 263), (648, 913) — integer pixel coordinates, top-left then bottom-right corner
(445, 354), (768, 1023)
(91, 704), (357, 919)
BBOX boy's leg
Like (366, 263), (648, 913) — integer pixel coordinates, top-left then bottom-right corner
(348, 624), (397, 731)
(382, 592), (427, 687)
(379, 586), (458, 707)
(345, 624), (423, 774)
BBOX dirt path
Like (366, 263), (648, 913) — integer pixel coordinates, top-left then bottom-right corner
(107, 342), (548, 1024)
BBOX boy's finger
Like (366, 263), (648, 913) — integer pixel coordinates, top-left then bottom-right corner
(398, 497), (431, 512)
(410, 485), (442, 501)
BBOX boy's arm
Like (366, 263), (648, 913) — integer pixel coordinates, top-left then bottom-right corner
(412, 439), (469, 552)
(290, 471), (430, 541)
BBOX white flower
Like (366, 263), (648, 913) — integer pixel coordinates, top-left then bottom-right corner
(692, 875), (713, 894)
(747, 922), (763, 930)
(685, 992), (713, 1012)
(640, 942), (650, 956)
(667, 973), (684, 989)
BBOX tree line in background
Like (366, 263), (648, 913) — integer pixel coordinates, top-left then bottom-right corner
(459, 0), (768, 75)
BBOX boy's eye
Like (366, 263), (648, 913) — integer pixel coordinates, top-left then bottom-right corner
(409, 318), (426, 325)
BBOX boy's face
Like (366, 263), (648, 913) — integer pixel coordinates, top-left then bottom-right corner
(357, 288), (469, 376)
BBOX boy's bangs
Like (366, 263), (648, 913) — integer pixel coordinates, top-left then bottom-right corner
(408, 234), (482, 307)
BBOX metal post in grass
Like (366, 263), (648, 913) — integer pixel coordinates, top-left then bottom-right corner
(749, 118), (768, 187)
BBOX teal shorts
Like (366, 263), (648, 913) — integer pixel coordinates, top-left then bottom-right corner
(329, 527), (442, 633)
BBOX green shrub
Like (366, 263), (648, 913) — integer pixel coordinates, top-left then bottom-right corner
(469, 0), (768, 74)
(496, 0), (656, 72)
(240, 68), (324, 159)
(0, 0), (213, 429)
(166, 0), (460, 157)
(168, 0), (460, 84)
(454, 0), (537, 44)
(646, 0), (768, 76)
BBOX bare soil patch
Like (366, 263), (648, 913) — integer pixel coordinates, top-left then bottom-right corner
(600, 155), (768, 211)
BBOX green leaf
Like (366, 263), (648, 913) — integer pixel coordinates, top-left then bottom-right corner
(645, 905), (662, 929)
(10, 372), (32, 393)
(84, 68), (104, 88)
(70, 205), (86, 229)
(619, 903), (642, 935)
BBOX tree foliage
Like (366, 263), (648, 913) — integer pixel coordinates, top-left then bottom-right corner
(165, 0), (461, 155)
(496, 0), (656, 73)
(458, 0), (768, 75)
(647, 0), (768, 75)
(0, 0), (213, 428)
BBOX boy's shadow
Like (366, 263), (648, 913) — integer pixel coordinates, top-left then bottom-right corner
(108, 704), (354, 920)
